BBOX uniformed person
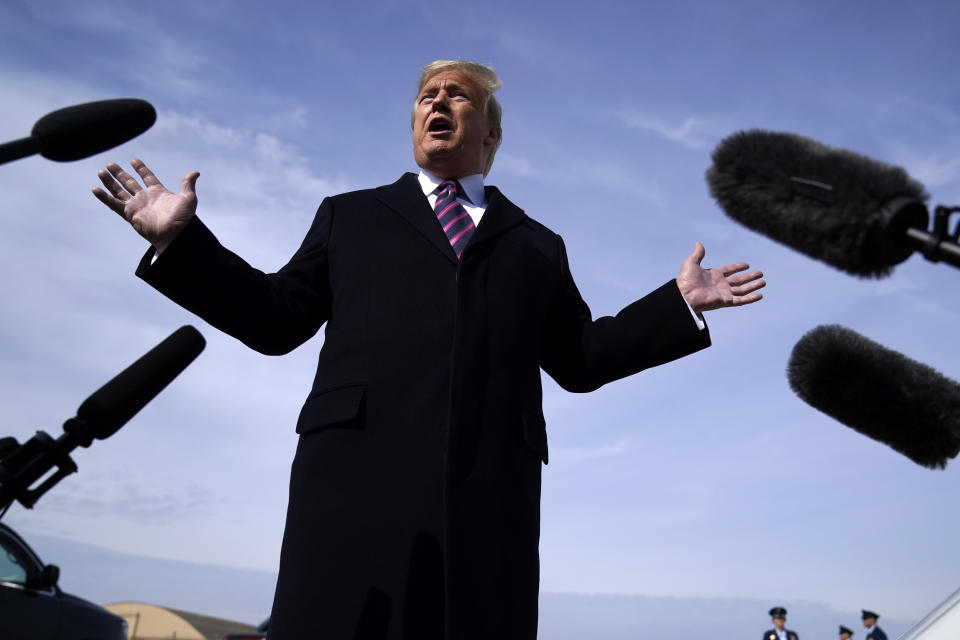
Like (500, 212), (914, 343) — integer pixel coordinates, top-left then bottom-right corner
(862, 610), (887, 640)
(839, 624), (854, 640)
(763, 606), (799, 640)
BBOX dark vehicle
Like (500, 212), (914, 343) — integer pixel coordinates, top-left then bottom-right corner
(0, 522), (127, 640)
(224, 617), (269, 639)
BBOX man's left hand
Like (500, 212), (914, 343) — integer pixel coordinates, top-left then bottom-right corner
(676, 242), (765, 313)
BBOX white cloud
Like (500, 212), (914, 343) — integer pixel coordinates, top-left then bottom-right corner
(17, 1), (213, 97)
(0, 70), (108, 138)
(39, 471), (215, 525)
(616, 111), (714, 149)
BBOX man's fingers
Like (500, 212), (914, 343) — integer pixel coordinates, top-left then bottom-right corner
(718, 262), (751, 276)
(180, 171), (200, 196)
(727, 269), (764, 286)
(732, 278), (766, 296)
(93, 164), (129, 216)
(733, 292), (764, 306)
(686, 241), (706, 266)
(97, 167), (131, 197)
(97, 168), (120, 194)
(106, 162), (143, 195)
(91, 186), (125, 216)
(132, 158), (163, 188)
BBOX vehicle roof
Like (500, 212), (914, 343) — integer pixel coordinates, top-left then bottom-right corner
(0, 521), (46, 569)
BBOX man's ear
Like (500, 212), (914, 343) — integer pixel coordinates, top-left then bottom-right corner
(484, 125), (502, 148)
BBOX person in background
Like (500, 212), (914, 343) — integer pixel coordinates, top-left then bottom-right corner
(862, 610), (887, 640)
(763, 606), (800, 640)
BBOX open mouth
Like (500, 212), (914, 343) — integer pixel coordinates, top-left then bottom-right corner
(428, 118), (453, 134)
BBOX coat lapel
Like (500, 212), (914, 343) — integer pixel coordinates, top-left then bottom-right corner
(467, 185), (526, 249)
(376, 172), (458, 265)
(375, 174), (528, 264)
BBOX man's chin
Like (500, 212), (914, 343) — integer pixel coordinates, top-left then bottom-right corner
(422, 142), (458, 158)
(417, 149), (464, 175)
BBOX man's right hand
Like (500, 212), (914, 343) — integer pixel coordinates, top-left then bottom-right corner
(92, 158), (199, 254)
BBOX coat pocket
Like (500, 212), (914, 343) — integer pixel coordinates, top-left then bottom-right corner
(522, 407), (549, 464)
(295, 384), (366, 434)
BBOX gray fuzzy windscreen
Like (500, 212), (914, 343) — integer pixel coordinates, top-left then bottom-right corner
(707, 130), (928, 278)
(787, 324), (960, 469)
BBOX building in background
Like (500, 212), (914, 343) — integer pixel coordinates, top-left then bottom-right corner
(104, 602), (255, 640)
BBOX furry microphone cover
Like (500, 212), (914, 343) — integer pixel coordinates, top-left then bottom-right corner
(706, 130), (929, 278)
(788, 324), (960, 469)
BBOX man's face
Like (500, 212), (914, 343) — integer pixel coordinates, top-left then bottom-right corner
(773, 616), (786, 630)
(840, 633), (852, 640)
(412, 70), (500, 178)
(863, 617), (876, 628)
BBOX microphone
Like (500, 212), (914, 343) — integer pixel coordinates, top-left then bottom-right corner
(0, 326), (205, 512)
(71, 325), (207, 442)
(0, 98), (157, 166)
(706, 130), (960, 277)
(787, 324), (960, 469)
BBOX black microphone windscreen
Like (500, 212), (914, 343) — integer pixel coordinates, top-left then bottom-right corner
(31, 98), (157, 162)
(787, 324), (960, 469)
(76, 326), (205, 440)
(707, 130), (929, 278)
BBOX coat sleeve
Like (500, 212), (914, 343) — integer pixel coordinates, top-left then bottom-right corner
(136, 198), (334, 355)
(539, 234), (711, 392)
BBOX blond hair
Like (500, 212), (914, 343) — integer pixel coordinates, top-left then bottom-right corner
(414, 60), (503, 176)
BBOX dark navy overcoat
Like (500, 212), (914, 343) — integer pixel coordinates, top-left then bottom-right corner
(138, 172), (711, 639)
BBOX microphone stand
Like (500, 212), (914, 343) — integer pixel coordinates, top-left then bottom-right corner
(0, 137), (41, 166)
(0, 326), (204, 517)
(906, 205), (960, 268)
(884, 199), (960, 270)
(0, 423), (88, 515)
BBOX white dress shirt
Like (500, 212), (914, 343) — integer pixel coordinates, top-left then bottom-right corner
(417, 169), (486, 226)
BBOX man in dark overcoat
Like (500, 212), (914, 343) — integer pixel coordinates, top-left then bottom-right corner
(92, 60), (765, 640)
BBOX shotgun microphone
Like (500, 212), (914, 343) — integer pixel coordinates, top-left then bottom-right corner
(0, 98), (157, 166)
(706, 130), (960, 276)
(73, 325), (207, 441)
(0, 326), (205, 512)
(787, 324), (960, 469)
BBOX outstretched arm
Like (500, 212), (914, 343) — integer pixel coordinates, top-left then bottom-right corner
(92, 158), (199, 253)
(676, 241), (765, 313)
(540, 235), (714, 393)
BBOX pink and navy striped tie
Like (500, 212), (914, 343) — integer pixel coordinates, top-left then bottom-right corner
(434, 179), (475, 259)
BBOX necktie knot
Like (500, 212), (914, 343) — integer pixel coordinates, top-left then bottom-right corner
(437, 179), (463, 200)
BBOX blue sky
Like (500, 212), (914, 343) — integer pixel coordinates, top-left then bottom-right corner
(1, 0), (959, 635)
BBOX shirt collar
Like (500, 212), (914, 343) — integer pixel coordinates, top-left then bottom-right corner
(417, 169), (486, 206)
